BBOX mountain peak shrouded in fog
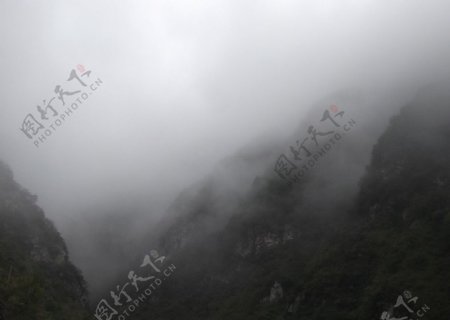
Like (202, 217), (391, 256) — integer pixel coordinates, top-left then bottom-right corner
(114, 84), (450, 319)
(2, 1), (450, 319)
(2, 0), (450, 235)
(0, 160), (90, 319)
(65, 87), (402, 302)
(3, 83), (449, 319)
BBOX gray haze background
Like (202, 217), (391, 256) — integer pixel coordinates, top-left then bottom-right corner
(1, 0), (450, 295)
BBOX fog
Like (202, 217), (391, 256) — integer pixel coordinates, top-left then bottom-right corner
(1, 0), (450, 298)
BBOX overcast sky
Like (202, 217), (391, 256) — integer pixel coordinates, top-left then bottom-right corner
(1, 0), (450, 228)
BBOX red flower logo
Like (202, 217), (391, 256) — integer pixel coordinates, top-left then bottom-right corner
(77, 64), (85, 73)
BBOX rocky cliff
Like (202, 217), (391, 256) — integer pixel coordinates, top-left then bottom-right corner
(0, 161), (90, 320)
(131, 86), (450, 319)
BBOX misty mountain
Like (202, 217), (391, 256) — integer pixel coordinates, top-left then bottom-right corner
(0, 161), (90, 319)
(3, 2), (450, 320)
(120, 86), (450, 319)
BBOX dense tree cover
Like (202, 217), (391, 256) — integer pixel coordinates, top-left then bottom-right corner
(0, 161), (90, 320)
(132, 91), (450, 319)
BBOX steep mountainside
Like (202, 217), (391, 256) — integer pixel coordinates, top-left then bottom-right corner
(0, 161), (90, 320)
(130, 88), (450, 319)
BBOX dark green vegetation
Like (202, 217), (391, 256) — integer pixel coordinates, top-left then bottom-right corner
(133, 89), (450, 319)
(2, 86), (449, 319)
(0, 161), (90, 320)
